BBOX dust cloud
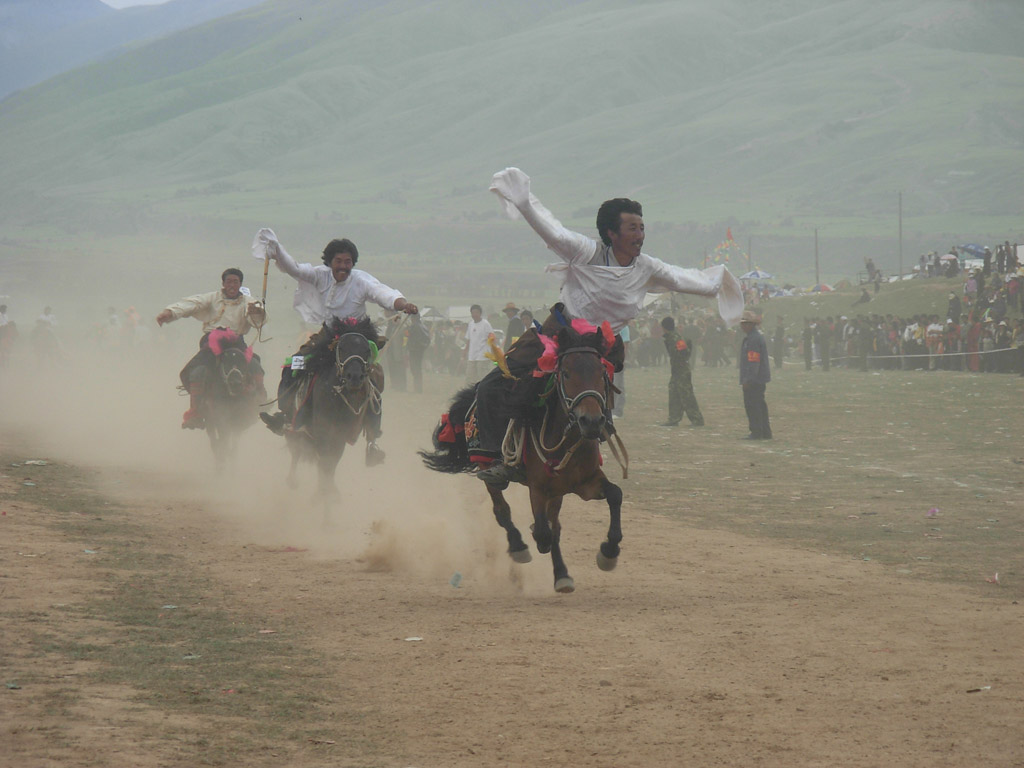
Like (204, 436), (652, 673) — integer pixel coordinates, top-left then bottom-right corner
(0, 298), (553, 597)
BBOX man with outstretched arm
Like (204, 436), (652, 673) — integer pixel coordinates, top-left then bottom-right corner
(474, 167), (743, 486)
(253, 230), (417, 465)
(156, 268), (267, 429)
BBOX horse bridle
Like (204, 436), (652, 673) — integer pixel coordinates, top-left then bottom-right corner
(218, 349), (248, 398)
(332, 332), (380, 416)
(555, 346), (610, 423)
(505, 343), (628, 479)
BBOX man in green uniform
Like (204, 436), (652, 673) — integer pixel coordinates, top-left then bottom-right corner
(659, 316), (704, 427)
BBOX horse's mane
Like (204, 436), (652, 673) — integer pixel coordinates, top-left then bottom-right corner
(303, 316), (380, 374)
(503, 323), (609, 420)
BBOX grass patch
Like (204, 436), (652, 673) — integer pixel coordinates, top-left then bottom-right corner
(622, 362), (1023, 600)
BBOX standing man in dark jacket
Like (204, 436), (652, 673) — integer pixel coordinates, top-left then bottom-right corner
(739, 310), (772, 440)
(501, 302), (525, 350)
(659, 316), (704, 427)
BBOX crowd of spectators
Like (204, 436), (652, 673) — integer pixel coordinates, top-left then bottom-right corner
(788, 240), (1024, 375)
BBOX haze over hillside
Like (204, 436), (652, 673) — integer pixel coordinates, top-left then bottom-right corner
(0, 0), (1022, 308)
(0, 0), (266, 100)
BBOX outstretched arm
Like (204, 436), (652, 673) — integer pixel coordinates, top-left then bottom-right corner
(647, 260), (744, 327)
(254, 228), (318, 283)
(490, 168), (595, 264)
(156, 293), (212, 326)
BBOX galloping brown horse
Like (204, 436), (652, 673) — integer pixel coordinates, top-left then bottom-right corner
(421, 321), (625, 593)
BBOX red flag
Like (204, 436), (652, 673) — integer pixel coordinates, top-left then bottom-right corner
(726, 227), (734, 241)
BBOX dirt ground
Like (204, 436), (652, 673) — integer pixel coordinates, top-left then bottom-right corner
(2, 347), (1023, 767)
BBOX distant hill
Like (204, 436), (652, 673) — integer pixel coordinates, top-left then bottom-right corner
(0, 0), (1021, 290)
(0, 0), (267, 100)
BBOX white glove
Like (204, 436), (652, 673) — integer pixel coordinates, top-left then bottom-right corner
(252, 227), (282, 261)
(489, 167), (532, 214)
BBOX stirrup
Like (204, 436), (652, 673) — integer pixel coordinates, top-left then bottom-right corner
(365, 441), (386, 467)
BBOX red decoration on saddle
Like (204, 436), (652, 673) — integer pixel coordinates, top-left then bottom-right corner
(534, 333), (559, 377)
(437, 412), (465, 443)
(534, 320), (617, 377)
(570, 318), (597, 335)
(207, 328), (237, 355)
(208, 329), (254, 363)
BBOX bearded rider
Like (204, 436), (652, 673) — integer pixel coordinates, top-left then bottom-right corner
(473, 167), (743, 486)
(253, 230), (418, 466)
(156, 268), (267, 429)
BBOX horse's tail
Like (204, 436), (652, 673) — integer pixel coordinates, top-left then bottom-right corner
(418, 385), (476, 474)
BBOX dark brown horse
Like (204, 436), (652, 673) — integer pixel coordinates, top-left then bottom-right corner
(201, 330), (260, 469)
(421, 322), (625, 593)
(284, 317), (382, 500)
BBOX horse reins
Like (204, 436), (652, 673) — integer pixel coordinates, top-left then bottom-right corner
(501, 345), (629, 478)
(332, 332), (381, 416)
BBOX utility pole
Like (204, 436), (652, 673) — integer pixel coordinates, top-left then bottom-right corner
(703, 247), (708, 269)
(898, 191), (903, 280)
(814, 228), (820, 287)
(748, 236), (752, 271)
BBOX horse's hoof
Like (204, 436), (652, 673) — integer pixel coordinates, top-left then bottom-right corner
(596, 551), (618, 571)
(554, 576), (575, 593)
(509, 547), (532, 564)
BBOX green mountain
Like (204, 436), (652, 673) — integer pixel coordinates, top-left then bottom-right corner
(0, 0), (1022, 299)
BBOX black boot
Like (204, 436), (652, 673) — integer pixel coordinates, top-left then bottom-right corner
(260, 411), (287, 435)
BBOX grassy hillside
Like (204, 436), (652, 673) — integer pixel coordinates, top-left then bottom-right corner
(0, 0), (1021, 299)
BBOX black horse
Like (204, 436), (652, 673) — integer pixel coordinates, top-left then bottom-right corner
(420, 321), (626, 593)
(200, 329), (261, 468)
(283, 317), (382, 499)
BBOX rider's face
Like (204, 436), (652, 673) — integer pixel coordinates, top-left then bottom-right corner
(330, 252), (355, 283)
(608, 212), (644, 265)
(222, 274), (242, 299)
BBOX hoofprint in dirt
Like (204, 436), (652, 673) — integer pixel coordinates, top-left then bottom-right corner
(2, 358), (1023, 766)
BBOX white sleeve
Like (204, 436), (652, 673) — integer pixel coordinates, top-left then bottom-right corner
(361, 273), (404, 311)
(270, 238), (320, 284)
(490, 167), (596, 265)
(645, 260), (744, 327)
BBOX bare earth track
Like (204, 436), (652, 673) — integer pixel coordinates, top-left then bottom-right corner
(2, 356), (1022, 767)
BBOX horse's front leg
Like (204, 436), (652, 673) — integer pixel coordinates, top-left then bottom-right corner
(596, 476), (623, 571)
(528, 485), (553, 555)
(544, 497), (574, 593)
(286, 440), (301, 489)
(316, 445), (343, 501)
(487, 485), (531, 563)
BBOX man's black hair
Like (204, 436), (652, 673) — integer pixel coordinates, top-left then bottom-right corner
(660, 316), (675, 331)
(221, 268), (243, 283)
(596, 198), (643, 246)
(470, 304), (483, 314)
(322, 238), (359, 266)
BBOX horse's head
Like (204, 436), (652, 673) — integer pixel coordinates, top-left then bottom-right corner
(217, 346), (251, 397)
(552, 321), (614, 440)
(333, 331), (373, 390)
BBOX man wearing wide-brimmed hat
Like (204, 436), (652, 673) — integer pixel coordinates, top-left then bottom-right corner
(739, 309), (772, 440)
(502, 301), (525, 351)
